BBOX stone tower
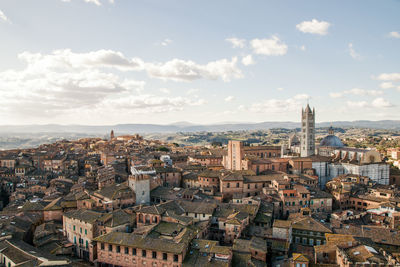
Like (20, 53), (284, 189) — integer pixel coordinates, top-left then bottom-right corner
(110, 130), (114, 139)
(128, 174), (150, 205)
(300, 105), (315, 157)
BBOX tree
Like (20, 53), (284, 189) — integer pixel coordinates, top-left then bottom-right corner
(158, 146), (170, 152)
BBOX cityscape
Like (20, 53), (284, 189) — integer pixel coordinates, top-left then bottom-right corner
(1, 1), (400, 267)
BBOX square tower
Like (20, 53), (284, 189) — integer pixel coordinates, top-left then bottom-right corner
(300, 105), (315, 157)
(226, 140), (243, 170)
(128, 174), (150, 205)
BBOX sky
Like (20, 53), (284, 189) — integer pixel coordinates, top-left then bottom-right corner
(0, 0), (399, 125)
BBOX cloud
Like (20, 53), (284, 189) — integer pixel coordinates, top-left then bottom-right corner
(160, 39), (173, 46)
(0, 10), (9, 23)
(17, 49), (242, 83)
(376, 73), (400, 81)
(348, 43), (361, 60)
(145, 57), (243, 82)
(249, 94), (310, 113)
(102, 95), (205, 113)
(0, 50), (208, 118)
(329, 88), (382, 98)
(18, 49), (143, 72)
(159, 88), (170, 94)
(300, 45), (306, 51)
(224, 96), (235, 102)
(388, 31), (400, 39)
(347, 98), (393, 108)
(226, 38), (246, 48)
(346, 100), (368, 108)
(84, 0), (101, 5)
(186, 88), (199, 95)
(241, 55), (255, 66)
(371, 97), (393, 108)
(250, 36), (288, 56)
(277, 87), (284, 91)
(62, 0), (102, 5)
(296, 19), (330, 35)
(379, 82), (395, 89)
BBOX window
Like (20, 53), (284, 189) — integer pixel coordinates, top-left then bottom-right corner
(101, 243), (105, 250)
(227, 183), (230, 188)
(142, 250), (147, 257)
(296, 264), (300, 267)
(73, 225), (76, 231)
(80, 227), (82, 233)
(86, 240), (89, 248)
(163, 253), (168, 260)
(117, 246), (120, 253)
(85, 229), (87, 235)
(174, 254), (179, 262)
(236, 183), (239, 188)
(125, 247), (129, 254)
(152, 251), (157, 259)
(132, 248), (137, 255)
(109, 245), (113, 252)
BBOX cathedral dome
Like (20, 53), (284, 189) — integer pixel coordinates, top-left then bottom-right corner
(320, 135), (344, 147)
(320, 127), (343, 147)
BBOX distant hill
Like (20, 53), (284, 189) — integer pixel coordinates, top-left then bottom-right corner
(0, 120), (400, 134)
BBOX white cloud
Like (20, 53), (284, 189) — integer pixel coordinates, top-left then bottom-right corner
(186, 88), (199, 95)
(250, 36), (288, 56)
(379, 82), (395, 89)
(347, 98), (393, 109)
(346, 100), (368, 108)
(160, 88), (170, 94)
(329, 88), (382, 98)
(372, 97), (393, 108)
(84, 0), (101, 5)
(226, 38), (246, 48)
(300, 45), (306, 51)
(348, 43), (361, 60)
(160, 39), (173, 46)
(277, 87), (284, 91)
(376, 73), (400, 81)
(296, 19), (330, 35)
(145, 57), (243, 82)
(62, 0), (102, 5)
(0, 50), (209, 118)
(249, 94), (310, 113)
(17, 49), (242, 83)
(224, 96), (235, 102)
(18, 49), (143, 72)
(241, 55), (255, 66)
(388, 31), (400, 39)
(102, 95), (205, 113)
(329, 92), (343, 98)
(0, 10), (9, 23)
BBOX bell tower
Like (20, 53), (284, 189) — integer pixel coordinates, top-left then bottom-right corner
(300, 105), (315, 157)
